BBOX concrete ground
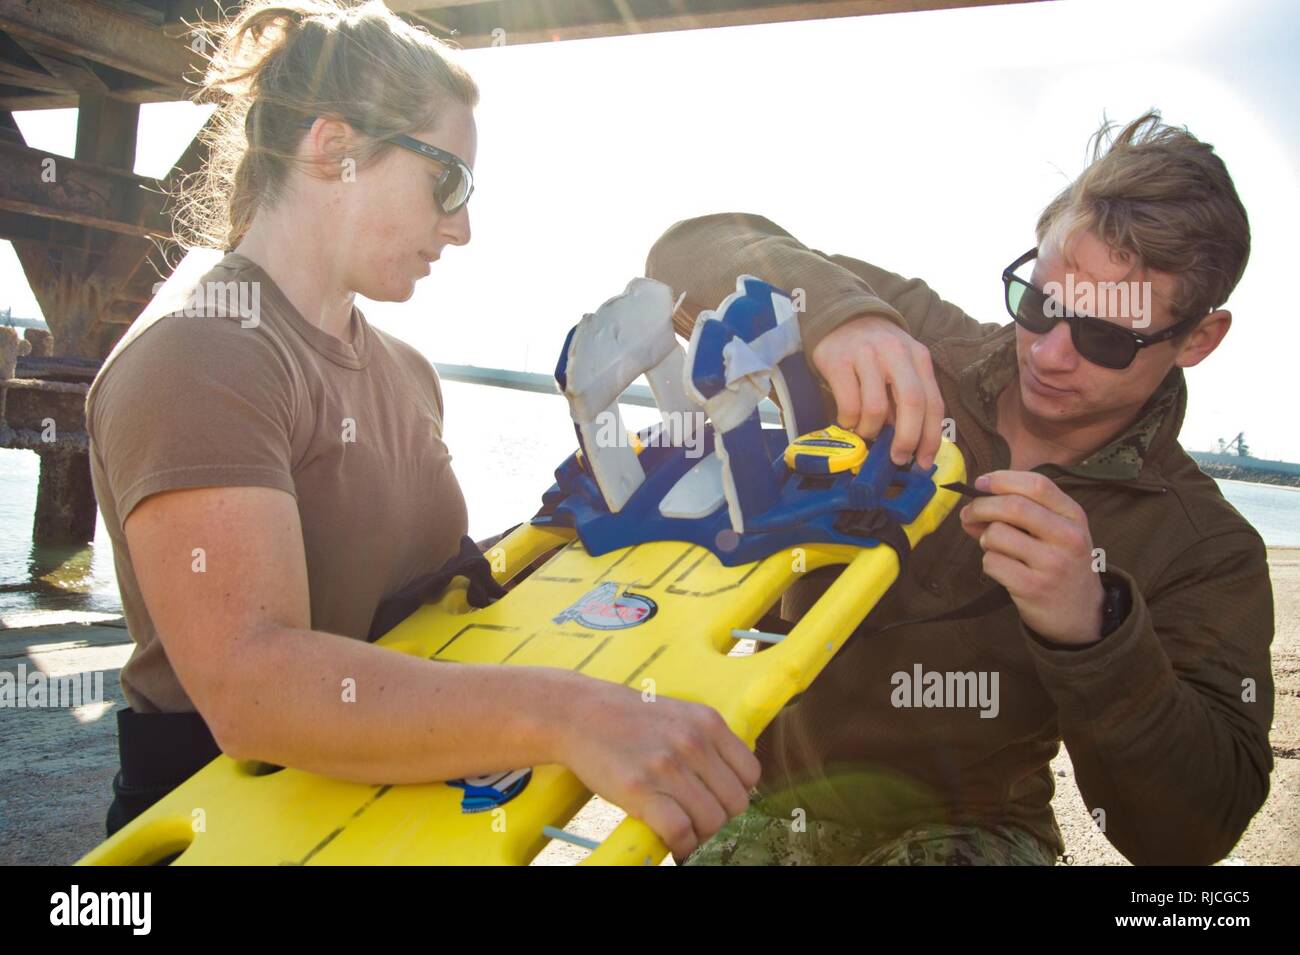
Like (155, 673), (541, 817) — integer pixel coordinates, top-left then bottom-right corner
(3, 550), (1296, 866)
(0, 615), (130, 865)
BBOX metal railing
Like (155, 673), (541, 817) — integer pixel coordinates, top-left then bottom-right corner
(432, 361), (782, 423)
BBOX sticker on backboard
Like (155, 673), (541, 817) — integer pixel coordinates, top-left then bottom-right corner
(447, 768), (532, 813)
(552, 581), (658, 630)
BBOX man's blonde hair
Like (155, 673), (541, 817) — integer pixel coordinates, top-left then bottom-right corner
(1036, 111), (1250, 324)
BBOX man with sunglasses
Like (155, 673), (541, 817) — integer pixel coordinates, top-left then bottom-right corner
(646, 112), (1272, 866)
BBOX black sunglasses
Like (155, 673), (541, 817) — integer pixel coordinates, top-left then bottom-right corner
(1002, 248), (1202, 370)
(298, 117), (474, 214)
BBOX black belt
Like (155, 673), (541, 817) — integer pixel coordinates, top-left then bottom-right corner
(106, 706), (221, 836)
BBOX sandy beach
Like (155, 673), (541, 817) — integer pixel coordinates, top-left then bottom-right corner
(2, 548), (1296, 866)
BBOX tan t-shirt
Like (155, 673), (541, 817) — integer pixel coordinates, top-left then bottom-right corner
(86, 253), (469, 713)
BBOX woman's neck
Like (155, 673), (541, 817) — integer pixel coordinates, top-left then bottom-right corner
(233, 209), (356, 343)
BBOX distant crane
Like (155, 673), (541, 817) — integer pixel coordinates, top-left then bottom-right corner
(0, 307), (48, 330)
(1215, 432), (1251, 457)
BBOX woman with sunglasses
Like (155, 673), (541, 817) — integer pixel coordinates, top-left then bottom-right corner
(85, 0), (757, 859)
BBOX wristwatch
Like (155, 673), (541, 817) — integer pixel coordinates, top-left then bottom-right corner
(1098, 571), (1132, 639)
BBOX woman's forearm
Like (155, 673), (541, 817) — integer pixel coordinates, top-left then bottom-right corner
(209, 625), (583, 783)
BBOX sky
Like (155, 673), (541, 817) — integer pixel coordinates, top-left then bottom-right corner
(5, 0), (1298, 459)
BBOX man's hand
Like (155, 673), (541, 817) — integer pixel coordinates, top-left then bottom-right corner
(959, 471), (1105, 646)
(810, 316), (945, 469)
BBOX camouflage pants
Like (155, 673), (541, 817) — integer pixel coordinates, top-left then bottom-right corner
(684, 801), (1059, 866)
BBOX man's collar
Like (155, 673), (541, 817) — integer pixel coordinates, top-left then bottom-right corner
(958, 331), (1186, 482)
(1067, 371), (1183, 480)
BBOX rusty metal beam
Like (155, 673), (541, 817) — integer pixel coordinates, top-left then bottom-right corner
(1, 91), (177, 353)
(16, 356), (102, 380)
(163, 1), (228, 28)
(76, 92), (139, 181)
(33, 444), (98, 542)
(0, 139), (165, 237)
(0, 81), (176, 111)
(101, 299), (147, 324)
(0, 110), (57, 327)
(0, 0), (1050, 109)
(388, 1), (484, 9)
(1, 108), (154, 358)
(0, 0), (199, 89)
(0, 35), (76, 94)
(89, 232), (169, 306)
(400, 10), (457, 35)
(0, 210), (101, 252)
(10, 35), (111, 96)
(0, 67), (70, 96)
(401, 0), (1042, 47)
(87, 109), (214, 312)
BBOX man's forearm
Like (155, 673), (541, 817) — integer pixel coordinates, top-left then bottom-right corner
(646, 212), (909, 354)
(645, 211), (1001, 354)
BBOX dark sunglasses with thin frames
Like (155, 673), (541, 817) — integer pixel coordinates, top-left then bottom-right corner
(1002, 248), (1203, 370)
(298, 117), (474, 215)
